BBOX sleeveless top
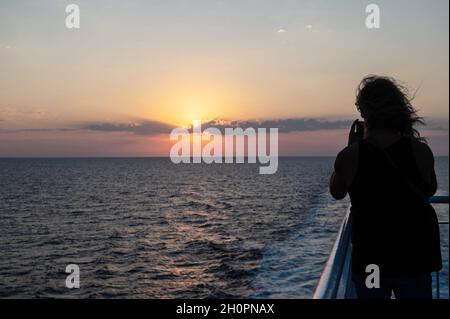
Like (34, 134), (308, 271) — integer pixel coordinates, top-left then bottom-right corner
(348, 136), (442, 277)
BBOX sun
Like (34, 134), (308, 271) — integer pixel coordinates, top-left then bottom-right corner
(192, 119), (202, 129)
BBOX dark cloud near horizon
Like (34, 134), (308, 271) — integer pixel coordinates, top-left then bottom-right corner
(196, 118), (449, 134)
(79, 118), (355, 136)
(197, 118), (354, 134)
(0, 128), (76, 133)
(1, 117), (447, 136)
(425, 119), (449, 131)
(80, 120), (175, 135)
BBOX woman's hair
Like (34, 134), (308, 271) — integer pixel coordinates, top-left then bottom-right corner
(356, 75), (425, 141)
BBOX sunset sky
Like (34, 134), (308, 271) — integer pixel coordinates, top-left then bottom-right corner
(0, 0), (448, 156)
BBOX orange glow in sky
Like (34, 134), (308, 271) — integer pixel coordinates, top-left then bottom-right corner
(0, 1), (448, 156)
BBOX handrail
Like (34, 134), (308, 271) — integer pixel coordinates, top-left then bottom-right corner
(313, 195), (449, 299)
(433, 196), (449, 300)
(431, 196), (450, 204)
(312, 207), (353, 299)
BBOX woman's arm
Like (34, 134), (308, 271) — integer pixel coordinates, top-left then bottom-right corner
(330, 120), (362, 200)
(329, 170), (348, 200)
(329, 144), (359, 200)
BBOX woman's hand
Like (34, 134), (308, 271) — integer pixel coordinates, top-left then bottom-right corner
(348, 119), (365, 146)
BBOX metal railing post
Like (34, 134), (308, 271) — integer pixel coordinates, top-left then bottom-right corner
(436, 271), (440, 299)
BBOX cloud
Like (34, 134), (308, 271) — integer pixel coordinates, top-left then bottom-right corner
(0, 128), (76, 134)
(1, 118), (353, 136)
(1, 117), (446, 136)
(425, 118), (449, 131)
(80, 120), (175, 135)
(196, 118), (354, 134)
(0, 105), (45, 121)
(191, 118), (449, 134)
(74, 118), (355, 136)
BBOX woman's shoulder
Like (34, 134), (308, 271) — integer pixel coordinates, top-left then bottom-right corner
(408, 137), (437, 195)
(409, 138), (435, 172)
(409, 137), (434, 156)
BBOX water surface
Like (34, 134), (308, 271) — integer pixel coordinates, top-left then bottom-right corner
(0, 157), (447, 298)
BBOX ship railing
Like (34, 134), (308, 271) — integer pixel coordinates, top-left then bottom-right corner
(313, 195), (449, 299)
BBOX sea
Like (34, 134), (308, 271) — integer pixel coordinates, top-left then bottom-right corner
(0, 157), (448, 299)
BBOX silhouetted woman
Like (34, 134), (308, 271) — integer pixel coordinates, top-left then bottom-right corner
(329, 75), (442, 299)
